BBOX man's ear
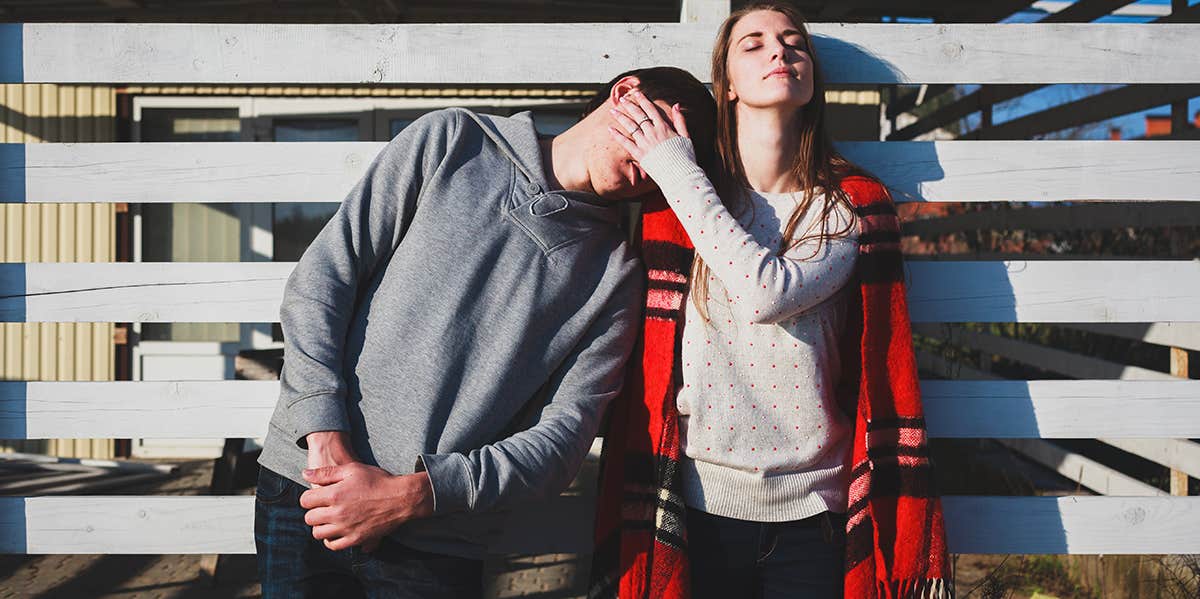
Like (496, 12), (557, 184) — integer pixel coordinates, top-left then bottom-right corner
(609, 75), (642, 107)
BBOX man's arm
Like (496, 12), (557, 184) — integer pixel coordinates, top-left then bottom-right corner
(277, 111), (459, 450)
(418, 265), (645, 515)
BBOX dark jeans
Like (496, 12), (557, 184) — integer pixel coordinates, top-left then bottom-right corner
(687, 507), (846, 599)
(254, 466), (483, 599)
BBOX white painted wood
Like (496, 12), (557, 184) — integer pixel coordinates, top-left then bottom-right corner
(680, 0), (730, 23)
(838, 141), (1200, 203)
(943, 496), (1200, 554)
(10, 24), (1200, 84)
(912, 325), (1181, 380)
(0, 381), (277, 439)
(7, 141), (1200, 204)
(8, 379), (1200, 440)
(996, 439), (1166, 496)
(1062, 323), (1200, 353)
(1100, 439), (1200, 480)
(3, 495), (1200, 554)
(921, 380), (1200, 439)
(1, 263), (288, 323)
(904, 260), (1200, 324)
(13, 142), (383, 204)
(0, 497), (254, 554)
(5, 261), (1196, 323)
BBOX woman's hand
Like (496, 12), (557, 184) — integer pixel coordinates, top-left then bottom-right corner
(607, 89), (691, 162)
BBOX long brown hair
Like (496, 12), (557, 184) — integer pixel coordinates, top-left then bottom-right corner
(692, 1), (869, 319)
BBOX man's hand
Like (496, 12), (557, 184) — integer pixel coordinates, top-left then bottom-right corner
(300, 464), (435, 552)
(305, 430), (357, 476)
(607, 89), (691, 163)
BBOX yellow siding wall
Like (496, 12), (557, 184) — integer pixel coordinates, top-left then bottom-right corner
(0, 84), (118, 459)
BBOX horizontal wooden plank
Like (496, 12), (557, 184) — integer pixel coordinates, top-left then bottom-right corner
(6, 141), (1200, 204)
(3, 142), (379, 204)
(4, 261), (1196, 323)
(913, 324), (1180, 380)
(0, 381), (278, 438)
(904, 260), (1200, 323)
(8, 380), (1200, 439)
(0, 496), (253, 554)
(996, 439), (1166, 496)
(842, 141), (1200, 203)
(0, 263), (288, 323)
(5, 24), (1200, 85)
(943, 496), (1200, 554)
(2, 496), (1199, 554)
(921, 380), (1200, 438)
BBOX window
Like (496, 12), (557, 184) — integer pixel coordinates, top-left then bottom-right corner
(139, 108), (244, 342)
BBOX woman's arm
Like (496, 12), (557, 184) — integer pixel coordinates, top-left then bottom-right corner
(609, 92), (855, 324)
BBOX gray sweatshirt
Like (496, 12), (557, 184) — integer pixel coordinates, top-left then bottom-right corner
(257, 107), (644, 559)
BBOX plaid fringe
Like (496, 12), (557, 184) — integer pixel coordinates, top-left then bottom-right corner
(878, 577), (956, 599)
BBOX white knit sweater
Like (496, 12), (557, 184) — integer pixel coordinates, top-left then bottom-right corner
(638, 136), (859, 522)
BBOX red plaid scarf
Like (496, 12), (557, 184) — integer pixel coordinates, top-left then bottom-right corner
(590, 176), (952, 599)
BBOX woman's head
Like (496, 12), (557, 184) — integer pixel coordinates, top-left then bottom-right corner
(710, 2), (830, 192)
(692, 2), (868, 319)
(715, 4), (819, 118)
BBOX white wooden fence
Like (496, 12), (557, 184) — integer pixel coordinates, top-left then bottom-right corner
(1, 18), (1199, 557)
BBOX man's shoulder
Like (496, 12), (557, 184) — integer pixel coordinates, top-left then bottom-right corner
(389, 107), (466, 142)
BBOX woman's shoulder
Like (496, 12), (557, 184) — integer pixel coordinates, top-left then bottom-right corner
(837, 175), (893, 210)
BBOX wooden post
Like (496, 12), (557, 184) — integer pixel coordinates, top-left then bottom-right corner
(1170, 346), (1189, 496)
(978, 85), (994, 140)
(1170, 0), (1190, 139)
(679, 0), (730, 23)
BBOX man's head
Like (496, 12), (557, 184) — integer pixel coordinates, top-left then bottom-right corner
(571, 67), (716, 200)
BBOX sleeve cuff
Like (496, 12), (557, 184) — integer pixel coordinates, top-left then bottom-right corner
(288, 392), (350, 448)
(638, 136), (703, 191)
(417, 453), (475, 515)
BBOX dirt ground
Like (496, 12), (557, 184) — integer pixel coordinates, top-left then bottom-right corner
(0, 458), (1035, 599)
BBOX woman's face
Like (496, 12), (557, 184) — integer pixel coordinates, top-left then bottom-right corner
(724, 10), (814, 112)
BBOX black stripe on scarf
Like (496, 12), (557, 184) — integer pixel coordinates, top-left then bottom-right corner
(845, 513), (875, 571)
(643, 240), (695, 273)
(869, 416), (928, 430)
(857, 251), (904, 284)
(869, 464), (937, 498)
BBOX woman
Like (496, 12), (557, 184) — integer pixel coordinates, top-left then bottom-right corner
(590, 3), (952, 598)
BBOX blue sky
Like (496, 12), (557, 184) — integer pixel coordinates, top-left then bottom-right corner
(894, 0), (1199, 139)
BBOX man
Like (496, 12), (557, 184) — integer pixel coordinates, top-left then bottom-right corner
(255, 67), (716, 598)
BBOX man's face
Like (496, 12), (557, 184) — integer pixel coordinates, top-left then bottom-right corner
(586, 96), (680, 200)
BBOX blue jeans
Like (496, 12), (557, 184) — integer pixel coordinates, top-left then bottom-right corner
(686, 507), (846, 599)
(254, 466), (483, 599)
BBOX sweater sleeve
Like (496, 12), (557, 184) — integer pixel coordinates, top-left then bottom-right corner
(417, 264), (644, 515)
(277, 110), (459, 448)
(638, 136), (857, 325)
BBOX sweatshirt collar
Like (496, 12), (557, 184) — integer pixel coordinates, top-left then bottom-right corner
(464, 109), (619, 225)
